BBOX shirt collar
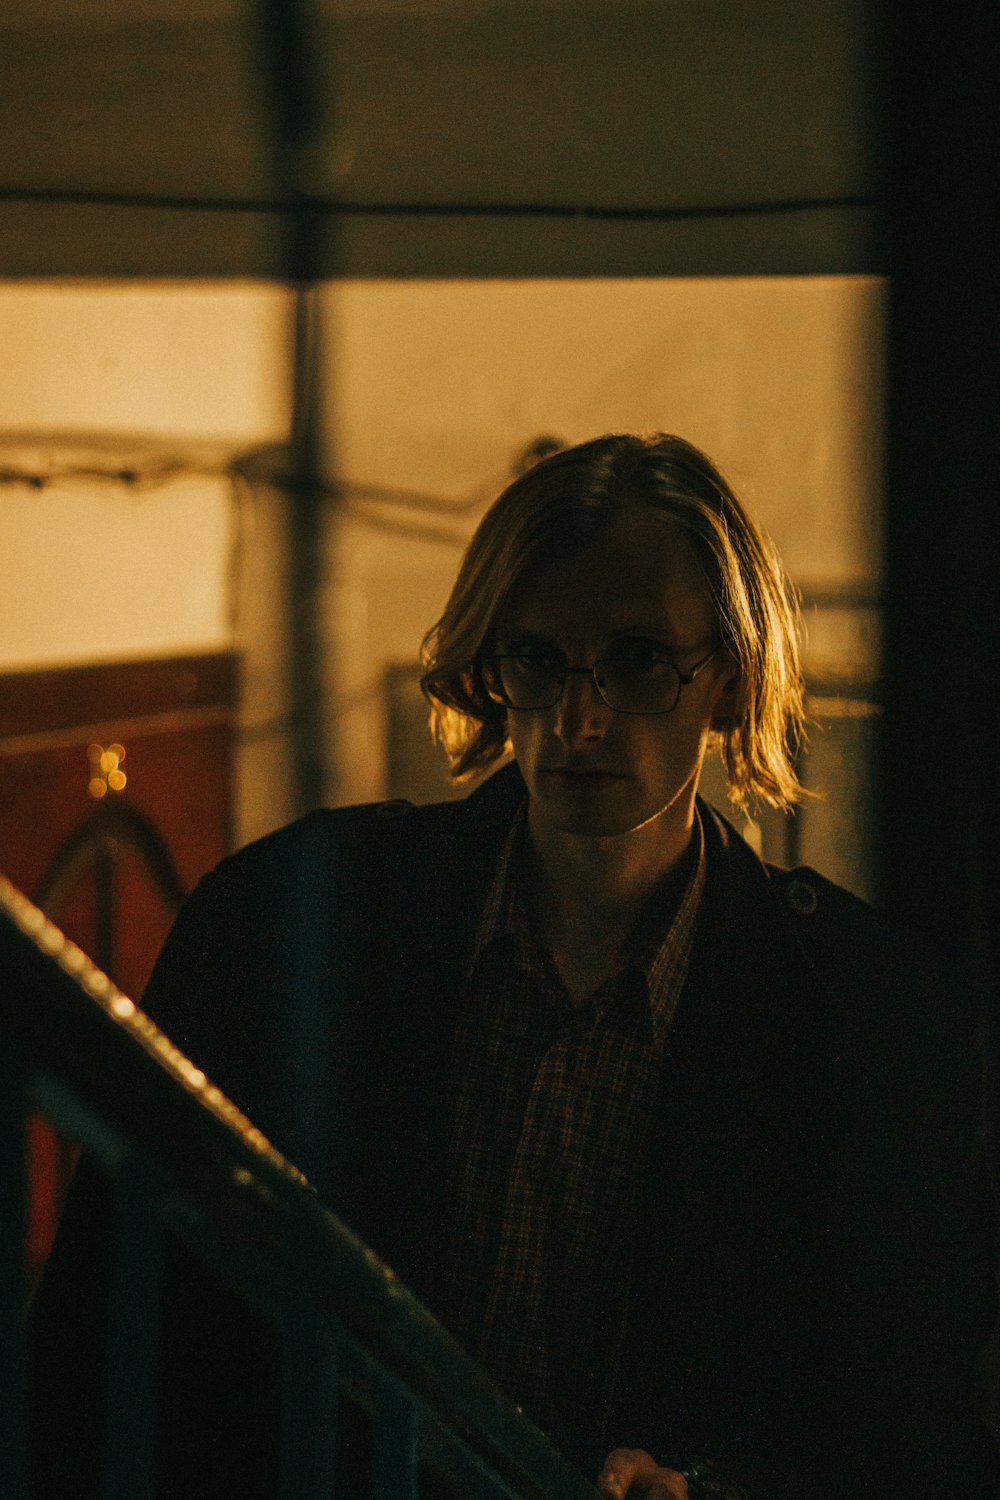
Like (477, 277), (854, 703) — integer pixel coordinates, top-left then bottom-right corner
(468, 797), (532, 974)
(632, 808), (705, 1047)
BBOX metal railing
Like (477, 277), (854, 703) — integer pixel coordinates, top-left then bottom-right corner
(0, 874), (598, 1499)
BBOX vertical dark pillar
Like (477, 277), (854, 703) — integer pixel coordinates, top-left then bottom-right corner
(255, 0), (332, 819)
(251, 2), (339, 1176)
(882, 2), (1000, 996)
(0, 1033), (27, 1500)
(882, 0), (1000, 1426)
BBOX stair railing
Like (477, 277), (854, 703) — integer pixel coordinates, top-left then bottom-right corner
(0, 874), (598, 1500)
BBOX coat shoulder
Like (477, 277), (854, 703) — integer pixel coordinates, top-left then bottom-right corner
(766, 861), (882, 947)
(766, 859), (975, 1060)
(215, 762), (524, 876)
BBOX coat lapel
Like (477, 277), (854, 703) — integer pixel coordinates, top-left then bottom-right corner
(610, 804), (844, 1456)
(351, 765), (524, 1314)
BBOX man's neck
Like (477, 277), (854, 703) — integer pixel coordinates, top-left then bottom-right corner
(524, 799), (697, 994)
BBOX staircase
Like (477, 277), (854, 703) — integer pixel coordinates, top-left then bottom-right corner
(1, 874), (597, 1499)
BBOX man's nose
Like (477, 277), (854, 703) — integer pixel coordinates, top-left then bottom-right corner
(553, 670), (610, 744)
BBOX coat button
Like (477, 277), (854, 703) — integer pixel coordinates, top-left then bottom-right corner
(375, 798), (414, 819)
(784, 877), (818, 916)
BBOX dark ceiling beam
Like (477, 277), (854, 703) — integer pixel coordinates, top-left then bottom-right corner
(0, 1), (878, 279)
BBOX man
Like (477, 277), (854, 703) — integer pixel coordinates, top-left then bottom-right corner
(32, 434), (998, 1498)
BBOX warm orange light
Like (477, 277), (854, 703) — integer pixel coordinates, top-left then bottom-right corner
(86, 742), (127, 798)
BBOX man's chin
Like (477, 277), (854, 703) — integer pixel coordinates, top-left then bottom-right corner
(536, 794), (651, 841)
(553, 816), (635, 840)
(530, 783), (688, 842)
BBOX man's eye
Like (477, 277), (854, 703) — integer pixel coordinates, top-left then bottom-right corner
(609, 641), (671, 669)
(508, 646), (562, 669)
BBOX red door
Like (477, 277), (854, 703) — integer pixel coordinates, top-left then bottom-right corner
(0, 652), (239, 1286)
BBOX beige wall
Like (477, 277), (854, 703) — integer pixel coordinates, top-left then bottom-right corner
(332, 277), (884, 587)
(0, 276), (885, 844)
(321, 276), (885, 818)
(0, 282), (289, 669)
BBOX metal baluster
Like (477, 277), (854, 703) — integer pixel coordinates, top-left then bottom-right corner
(279, 1316), (339, 1499)
(100, 1154), (163, 1500)
(419, 1413), (526, 1500)
(0, 1036), (27, 1500)
(373, 1377), (419, 1500)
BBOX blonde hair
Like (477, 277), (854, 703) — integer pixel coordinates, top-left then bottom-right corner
(420, 432), (806, 811)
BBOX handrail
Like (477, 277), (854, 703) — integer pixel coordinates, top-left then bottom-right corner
(0, 874), (598, 1499)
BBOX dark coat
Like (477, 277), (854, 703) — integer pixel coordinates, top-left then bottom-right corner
(30, 764), (999, 1498)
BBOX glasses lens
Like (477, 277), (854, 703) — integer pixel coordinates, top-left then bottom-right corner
(489, 657), (562, 708)
(595, 659), (681, 713)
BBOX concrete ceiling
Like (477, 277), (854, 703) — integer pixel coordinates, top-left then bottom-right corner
(0, 0), (880, 277)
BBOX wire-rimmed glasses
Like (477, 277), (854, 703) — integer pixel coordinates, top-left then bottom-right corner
(481, 645), (720, 716)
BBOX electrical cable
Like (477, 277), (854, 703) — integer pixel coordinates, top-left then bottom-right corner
(0, 185), (881, 223)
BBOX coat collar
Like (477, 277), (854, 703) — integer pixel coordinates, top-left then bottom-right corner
(359, 766), (840, 1311)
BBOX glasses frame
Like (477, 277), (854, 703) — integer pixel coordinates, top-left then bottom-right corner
(481, 645), (720, 716)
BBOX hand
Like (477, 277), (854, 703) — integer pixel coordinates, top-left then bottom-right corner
(597, 1448), (689, 1499)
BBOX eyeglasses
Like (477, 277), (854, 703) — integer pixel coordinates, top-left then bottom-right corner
(481, 645), (720, 716)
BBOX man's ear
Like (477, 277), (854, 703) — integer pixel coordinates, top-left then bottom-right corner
(710, 660), (742, 731)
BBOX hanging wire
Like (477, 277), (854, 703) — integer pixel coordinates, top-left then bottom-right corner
(0, 184), (881, 223)
(0, 456), (229, 492)
(0, 434), (561, 524)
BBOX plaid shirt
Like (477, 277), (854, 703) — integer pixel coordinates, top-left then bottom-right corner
(446, 803), (705, 1457)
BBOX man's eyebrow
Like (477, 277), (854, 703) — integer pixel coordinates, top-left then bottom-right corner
(605, 626), (672, 641)
(495, 626), (678, 647)
(603, 627), (679, 651)
(492, 628), (556, 645)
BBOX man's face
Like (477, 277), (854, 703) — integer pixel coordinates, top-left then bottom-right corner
(492, 509), (736, 844)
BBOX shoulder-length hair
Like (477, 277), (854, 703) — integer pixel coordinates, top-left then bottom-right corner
(420, 432), (806, 811)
